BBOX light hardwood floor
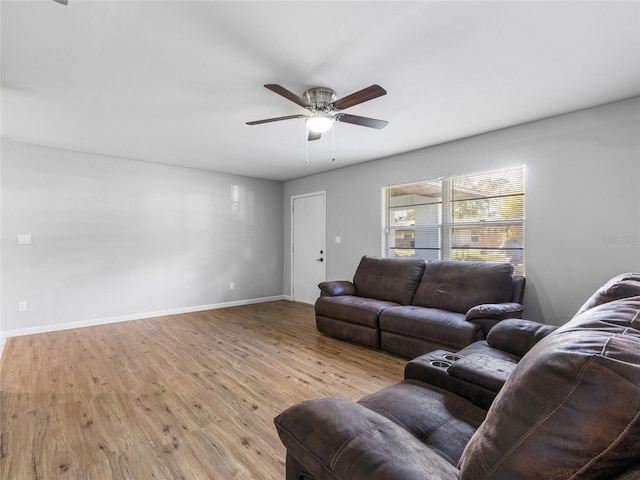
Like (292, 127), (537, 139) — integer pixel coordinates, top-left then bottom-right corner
(0, 301), (405, 479)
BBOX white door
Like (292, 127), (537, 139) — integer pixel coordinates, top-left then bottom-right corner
(292, 192), (326, 304)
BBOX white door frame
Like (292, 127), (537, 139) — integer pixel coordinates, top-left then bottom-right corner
(290, 191), (326, 302)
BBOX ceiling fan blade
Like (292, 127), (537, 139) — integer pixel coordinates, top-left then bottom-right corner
(331, 84), (387, 111)
(53, 0), (68, 4)
(336, 113), (388, 129)
(264, 84), (311, 108)
(308, 130), (322, 141)
(246, 114), (305, 125)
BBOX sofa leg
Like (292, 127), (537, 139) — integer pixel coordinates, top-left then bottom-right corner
(286, 452), (315, 480)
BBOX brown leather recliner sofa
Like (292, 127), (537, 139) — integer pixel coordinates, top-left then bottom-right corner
(315, 256), (526, 358)
(276, 273), (640, 480)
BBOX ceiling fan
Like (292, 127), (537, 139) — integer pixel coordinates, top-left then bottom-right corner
(247, 84), (388, 141)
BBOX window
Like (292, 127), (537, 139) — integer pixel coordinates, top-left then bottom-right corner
(385, 167), (525, 275)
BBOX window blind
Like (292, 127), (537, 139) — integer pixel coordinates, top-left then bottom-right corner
(385, 167), (525, 275)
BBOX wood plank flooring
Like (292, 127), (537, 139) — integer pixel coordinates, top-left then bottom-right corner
(0, 301), (405, 479)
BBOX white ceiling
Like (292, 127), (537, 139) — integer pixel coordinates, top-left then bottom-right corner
(2, 1), (639, 181)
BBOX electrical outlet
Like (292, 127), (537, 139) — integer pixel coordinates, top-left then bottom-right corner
(18, 234), (32, 245)
(229, 282), (235, 290)
(18, 301), (28, 312)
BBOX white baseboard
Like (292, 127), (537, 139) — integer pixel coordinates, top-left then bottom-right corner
(0, 295), (287, 343)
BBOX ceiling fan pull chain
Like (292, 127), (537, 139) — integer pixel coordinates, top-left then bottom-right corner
(305, 126), (309, 164)
(332, 124), (336, 162)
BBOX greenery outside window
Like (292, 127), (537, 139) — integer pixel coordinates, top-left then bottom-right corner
(385, 167), (525, 275)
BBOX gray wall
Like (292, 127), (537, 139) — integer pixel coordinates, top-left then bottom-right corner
(283, 98), (640, 326)
(1, 141), (284, 335)
(2, 98), (638, 336)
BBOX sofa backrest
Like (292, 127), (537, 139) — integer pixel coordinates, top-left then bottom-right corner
(412, 260), (514, 313)
(352, 255), (426, 305)
(510, 275), (526, 303)
(459, 293), (640, 479)
(574, 272), (640, 317)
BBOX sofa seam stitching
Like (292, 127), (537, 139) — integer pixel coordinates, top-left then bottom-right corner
(278, 428), (342, 480)
(569, 407), (640, 479)
(329, 420), (395, 470)
(481, 356), (594, 478)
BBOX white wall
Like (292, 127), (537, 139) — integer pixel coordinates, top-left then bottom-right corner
(283, 98), (640, 326)
(1, 141), (284, 336)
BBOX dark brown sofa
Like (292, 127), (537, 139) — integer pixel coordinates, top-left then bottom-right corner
(276, 273), (640, 480)
(315, 256), (525, 358)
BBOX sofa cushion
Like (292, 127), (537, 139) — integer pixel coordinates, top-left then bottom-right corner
(352, 255), (426, 305)
(315, 295), (399, 328)
(412, 261), (514, 313)
(275, 396), (460, 480)
(459, 296), (640, 479)
(380, 306), (482, 350)
(358, 380), (486, 466)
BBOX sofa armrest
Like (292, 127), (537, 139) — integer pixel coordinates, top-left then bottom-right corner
(485, 318), (558, 358)
(404, 350), (502, 410)
(447, 354), (516, 393)
(318, 280), (356, 297)
(465, 302), (524, 337)
(465, 302), (524, 321)
(274, 397), (459, 480)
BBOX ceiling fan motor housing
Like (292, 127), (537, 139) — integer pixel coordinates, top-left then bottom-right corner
(303, 87), (336, 110)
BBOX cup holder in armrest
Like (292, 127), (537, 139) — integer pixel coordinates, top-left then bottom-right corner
(405, 350), (466, 382)
(405, 350), (507, 410)
(430, 360), (451, 368)
(443, 354), (463, 362)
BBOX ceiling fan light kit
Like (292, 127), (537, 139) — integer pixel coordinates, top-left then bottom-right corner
(306, 114), (334, 133)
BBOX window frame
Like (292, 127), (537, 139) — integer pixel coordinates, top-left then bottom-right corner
(384, 166), (525, 275)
